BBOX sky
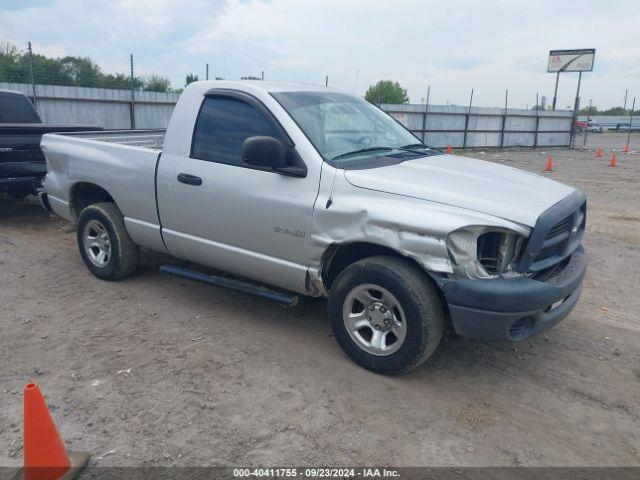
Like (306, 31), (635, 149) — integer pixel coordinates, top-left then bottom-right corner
(1, 0), (639, 109)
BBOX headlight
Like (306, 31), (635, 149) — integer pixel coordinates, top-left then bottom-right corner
(446, 226), (527, 279)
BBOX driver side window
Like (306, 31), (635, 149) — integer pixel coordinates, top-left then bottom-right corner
(191, 96), (281, 166)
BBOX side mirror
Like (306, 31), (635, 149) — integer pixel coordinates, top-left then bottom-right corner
(242, 136), (286, 169)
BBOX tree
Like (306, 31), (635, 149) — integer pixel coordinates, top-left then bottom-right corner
(143, 74), (171, 92)
(185, 73), (199, 86)
(602, 106), (626, 116)
(365, 80), (409, 104)
(0, 42), (166, 91)
(579, 105), (599, 115)
(56, 56), (102, 86)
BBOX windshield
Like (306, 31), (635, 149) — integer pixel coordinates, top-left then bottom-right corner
(271, 91), (440, 168)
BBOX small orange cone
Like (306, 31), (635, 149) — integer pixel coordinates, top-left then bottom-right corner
(23, 383), (89, 480)
(610, 153), (617, 167)
(596, 147), (603, 158)
(446, 145), (453, 154)
(623, 143), (630, 154)
(545, 155), (553, 172)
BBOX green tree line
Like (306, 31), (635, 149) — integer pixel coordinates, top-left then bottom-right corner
(579, 105), (639, 116)
(0, 43), (176, 92)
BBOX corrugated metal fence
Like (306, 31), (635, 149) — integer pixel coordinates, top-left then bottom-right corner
(1, 82), (575, 148)
(380, 103), (574, 148)
(0, 82), (178, 129)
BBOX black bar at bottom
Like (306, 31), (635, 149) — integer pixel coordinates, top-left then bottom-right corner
(6, 466), (640, 480)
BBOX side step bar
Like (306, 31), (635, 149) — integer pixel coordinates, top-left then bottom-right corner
(159, 265), (299, 307)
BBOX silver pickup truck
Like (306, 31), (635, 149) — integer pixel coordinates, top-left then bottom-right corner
(40, 81), (587, 374)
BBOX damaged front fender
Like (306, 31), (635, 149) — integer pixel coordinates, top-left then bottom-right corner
(306, 170), (530, 295)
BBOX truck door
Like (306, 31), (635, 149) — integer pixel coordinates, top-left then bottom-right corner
(161, 93), (319, 293)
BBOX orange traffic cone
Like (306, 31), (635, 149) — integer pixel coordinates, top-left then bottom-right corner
(23, 383), (89, 480)
(610, 153), (617, 167)
(623, 143), (630, 154)
(596, 147), (603, 158)
(446, 145), (453, 154)
(545, 155), (553, 172)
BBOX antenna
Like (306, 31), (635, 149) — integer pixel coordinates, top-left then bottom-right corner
(352, 67), (360, 95)
(326, 165), (339, 209)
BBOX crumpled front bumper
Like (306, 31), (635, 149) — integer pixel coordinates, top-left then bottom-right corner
(437, 246), (586, 342)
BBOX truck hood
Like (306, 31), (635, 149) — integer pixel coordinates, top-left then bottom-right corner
(343, 154), (575, 227)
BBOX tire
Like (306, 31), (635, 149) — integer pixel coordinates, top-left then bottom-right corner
(328, 255), (444, 375)
(76, 202), (139, 280)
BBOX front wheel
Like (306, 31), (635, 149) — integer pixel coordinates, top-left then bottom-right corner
(76, 202), (139, 280)
(328, 256), (444, 375)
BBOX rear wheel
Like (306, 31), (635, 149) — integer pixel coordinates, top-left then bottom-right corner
(328, 255), (444, 375)
(77, 202), (139, 280)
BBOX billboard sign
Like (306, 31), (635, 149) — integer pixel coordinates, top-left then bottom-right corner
(548, 49), (595, 72)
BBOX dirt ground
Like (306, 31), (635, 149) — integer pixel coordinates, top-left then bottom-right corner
(1, 132), (639, 468)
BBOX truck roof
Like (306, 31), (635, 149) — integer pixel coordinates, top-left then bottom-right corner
(187, 80), (339, 96)
(0, 89), (30, 97)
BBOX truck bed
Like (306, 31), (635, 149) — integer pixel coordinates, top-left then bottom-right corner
(50, 129), (166, 150)
(41, 130), (167, 253)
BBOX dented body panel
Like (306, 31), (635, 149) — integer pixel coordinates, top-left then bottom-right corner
(306, 166), (532, 292)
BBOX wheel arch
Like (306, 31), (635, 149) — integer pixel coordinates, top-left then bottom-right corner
(69, 182), (115, 219)
(320, 241), (451, 324)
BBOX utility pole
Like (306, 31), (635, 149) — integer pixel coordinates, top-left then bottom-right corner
(500, 89), (508, 149)
(27, 41), (37, 110)
(421, 85), (430, 142)
(626, 97), (635, 149)
(129, 54), (136, 130)
(325, 75), (328, 87)
(463, 88), (474, 149)
(206, 63), (209, 81)
(534, 92), (540, 148)
(583, 98), (592, 147)
(574, 71), (583, 113)
(623, 89), (628, 112)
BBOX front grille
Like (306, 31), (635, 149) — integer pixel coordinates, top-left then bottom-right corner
(546, 214), (573, 238)
(530, 204), (584, 270)
(477, 231), (500, 275)
(534, 215), (573, 262)
(516, 190), (587, 273)
(537, 243), (563, 260)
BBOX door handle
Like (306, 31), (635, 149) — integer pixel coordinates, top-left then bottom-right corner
(177, 173), (202, 186)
